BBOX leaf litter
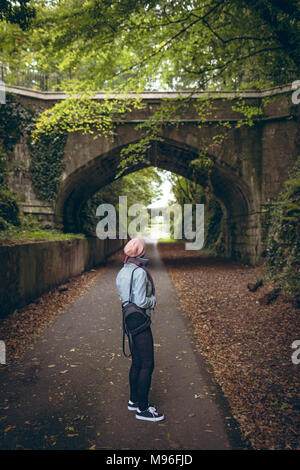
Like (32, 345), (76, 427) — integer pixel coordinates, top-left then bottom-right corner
(0, 265), (107, 370)
(158, 242), (300, 450)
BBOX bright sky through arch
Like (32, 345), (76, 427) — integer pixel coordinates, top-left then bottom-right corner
(147, 170), (175, 209)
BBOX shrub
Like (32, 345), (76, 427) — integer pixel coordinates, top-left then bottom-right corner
(264, 156), (300, 297)
(0, 188), (21, 226)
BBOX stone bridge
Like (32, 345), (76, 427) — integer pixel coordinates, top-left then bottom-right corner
(6, 84), (300, 264)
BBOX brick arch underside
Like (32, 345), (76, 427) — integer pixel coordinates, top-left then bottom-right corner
(55, 138), (253, 260)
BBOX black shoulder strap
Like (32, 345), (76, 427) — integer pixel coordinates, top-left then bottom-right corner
(128, 266), (140, 303)
(123, 329), (133, 358)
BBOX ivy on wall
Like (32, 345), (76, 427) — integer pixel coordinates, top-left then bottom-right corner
(205, 198), (225, 255)
(28, 131), (67, 203)
(0, 94), (33, 151)
(263, 156), (300, 298)
(0, 94), (32, 228)
(0, 93), (68, 228)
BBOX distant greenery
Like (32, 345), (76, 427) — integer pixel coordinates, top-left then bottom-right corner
(263, 156), (300, 297)
(168, 173), (225, 254)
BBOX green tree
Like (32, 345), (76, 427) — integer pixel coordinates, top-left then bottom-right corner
(264, 156), (300, 297)
(8, 1), (300, 86)
(0, 0), (35, 30)
(170, 173), (225, 253)
(2, 0), (299, 89)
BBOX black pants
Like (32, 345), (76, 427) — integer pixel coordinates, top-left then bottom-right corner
(129, 327), (154, 411)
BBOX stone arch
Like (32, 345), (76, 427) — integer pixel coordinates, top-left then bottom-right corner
(55, 137), (254, 262)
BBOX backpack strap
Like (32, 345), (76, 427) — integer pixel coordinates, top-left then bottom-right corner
(122, 266), (139, 358)
(128, 266), (140, 303)
(123, 328), (133, 358)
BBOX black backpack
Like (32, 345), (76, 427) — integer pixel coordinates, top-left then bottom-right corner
(122, 266), (152, 357)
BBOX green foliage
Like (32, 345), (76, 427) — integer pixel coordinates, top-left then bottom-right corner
(28, 130), (67, 202)
(263, 157), (300, 296)
(205, 198), (225, 255)
(0, 0), (35, 30)
(0, 226), (86, 242)
(2, 0), (298, 91)
(30, 80), (144, 141)
(119, 98), (183, 171)
(170, 173), (205, 206)
(232, 100), (264, 127)
(0, 142), (8, 186)
(0, 215), (8, 230)
(119, 97), (215, 173)
(0, 93), (31, 228)
(3, 0), (295, 179)
(169, 173), (225, 253)
(0, 93), (33, 151)
(0, 187), (21, 226)
(190, 149), (214, 172)
(117, 92), (270, 176)
(231, 96), (274, 127)
(0, 211), (86, 243)
(194, 97), (217, 122)
(0, 93), (67, 205)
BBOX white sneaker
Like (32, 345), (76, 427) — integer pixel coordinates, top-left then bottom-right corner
(136, 405), (165, 422)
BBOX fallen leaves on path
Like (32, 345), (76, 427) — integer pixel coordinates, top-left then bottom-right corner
(158, 242), (300, 450)
(0, 265), (107, 369)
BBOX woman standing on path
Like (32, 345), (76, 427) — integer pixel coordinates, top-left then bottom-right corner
(116, 238), (165, 422)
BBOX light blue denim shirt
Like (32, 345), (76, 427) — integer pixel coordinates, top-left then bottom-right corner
(116, 259), (156, 316)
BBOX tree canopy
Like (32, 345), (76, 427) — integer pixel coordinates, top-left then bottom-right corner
(0, 0), (35, 30)
(1, 0), (299, 91)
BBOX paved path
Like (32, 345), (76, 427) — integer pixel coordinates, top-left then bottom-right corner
(0, 243), (240, 450)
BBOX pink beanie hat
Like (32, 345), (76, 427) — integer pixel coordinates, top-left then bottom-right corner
(124, 238), (145, 258)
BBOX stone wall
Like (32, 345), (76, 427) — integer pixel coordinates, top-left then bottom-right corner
(0, 237), (124, 319)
